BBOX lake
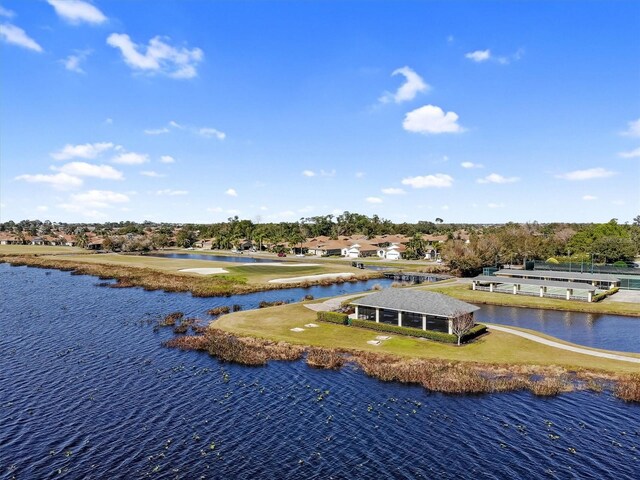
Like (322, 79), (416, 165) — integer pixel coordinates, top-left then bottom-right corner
(1, 264), (638, 479)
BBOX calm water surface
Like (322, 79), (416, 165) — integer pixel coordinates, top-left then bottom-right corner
(476, 305), (640, 353)
(1, 264), (639, 479)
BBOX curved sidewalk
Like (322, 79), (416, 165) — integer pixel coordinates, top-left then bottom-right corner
(487, 324), (640, 364)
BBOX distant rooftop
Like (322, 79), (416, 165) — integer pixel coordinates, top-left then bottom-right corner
(351, 289), (479, 318)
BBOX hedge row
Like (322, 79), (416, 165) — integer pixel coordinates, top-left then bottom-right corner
(315, 312), (488, 344)
(350, 319), (458, 343)
(316, 311), (350, 325)
(593, 287), (620, 303)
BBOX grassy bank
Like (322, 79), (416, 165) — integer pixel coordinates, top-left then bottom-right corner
(425, 283), (640, 317)
(0, 253), (380, 297)
(213, 302), (640, 374)
(166, 319), (640, 401)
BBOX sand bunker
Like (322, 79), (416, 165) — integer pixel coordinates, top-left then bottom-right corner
(179, 268), (228, 275)
(268, 272), (355, 284)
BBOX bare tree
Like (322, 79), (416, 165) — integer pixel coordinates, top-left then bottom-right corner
(451, 311), (475, 346)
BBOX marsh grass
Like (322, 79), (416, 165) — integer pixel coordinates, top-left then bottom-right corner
(306, 348), (345, 369)
(207, 306), (230, 316)
(1, 255), (379, 297)
(614, 374), (640, 402)
(162, 326), (635, 400)
(259, 300), (288, 308)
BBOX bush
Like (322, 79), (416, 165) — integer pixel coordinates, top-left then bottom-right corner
(592, 287), (619, 302)
(317, 313), (487, 344)
(613, 261), (628, 268)
(546, 257), (559, 264)
(317, 311), (350, 325)
(350, 319), (457, 343)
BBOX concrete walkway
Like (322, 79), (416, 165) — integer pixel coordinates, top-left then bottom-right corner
(304, 293), (369, 312)
(488, 324), (640, 364)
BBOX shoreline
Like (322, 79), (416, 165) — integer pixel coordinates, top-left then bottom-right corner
(0, 254), (382, 297)
(163, 326), (640, 403)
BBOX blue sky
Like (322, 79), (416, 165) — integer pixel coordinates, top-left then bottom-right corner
(1, 0), (639, 224)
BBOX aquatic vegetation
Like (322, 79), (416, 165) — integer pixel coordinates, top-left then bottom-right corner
(207, 306), (231, 316)
(306, 348), (345, 370)
(258, 300), (289, 308)
(614, 374), (640, 402)
(159, 312), (184, 326)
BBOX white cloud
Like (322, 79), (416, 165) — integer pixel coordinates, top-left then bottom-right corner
(111, 152), (149, 165)
(47, 0), (106, 25)
(225, 188), (238, 197)
(320, 169), (336, 177)
(140, 170), (165, 178)
(582, 195), (597, 201)
(51, 142), (115, 160)
(366, 196), (383, 204)
(465, 48), (523, 65)
(198, 127), (226, 140)
(70, 190), (129, 208)
(58, 203), (108, 219)
(461, 161), (483, 169)
(381, 187), (406, 195)
(0, 6), (15, 18)
(207, 206), (223, 213)
(53, 162), (123, 180)
(487, 203), (505, 208)
(156, 189), (188, 196)
(477, 173), (520, 184)
(403, 105), (464, 134)
(619, 147), (640, 158)
(15, 172), (83, 190)
(302, 170), (316, 177)
(169, 120), (184, 129)
(355, 171), (365, 179)
(0, 24), (43, 52)
(107, 33), (203, 79)
(620, 118), (640, 137)
(159, 155), (175, 164)
(36, 205), (49, 212)
(441, 205), (450, 211)
(379, 66), (430, 104)
(401, 173), (454, 188)
(465, 49), (491, 62)
(62, 50), (91, 73)
(104, 118), (113, 124)
(144, 127), (169, 135)
(555, 168), (616, 181)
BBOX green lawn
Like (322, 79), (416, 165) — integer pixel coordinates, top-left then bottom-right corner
(213, 302), (640, 374)
(0, 245), (91, 255)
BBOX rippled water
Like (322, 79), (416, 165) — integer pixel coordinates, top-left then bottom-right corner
(1, 264), (639, 479)
(477, 305), (640, 353)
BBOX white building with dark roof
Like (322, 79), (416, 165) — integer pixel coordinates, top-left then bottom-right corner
(351, 289), (479, 334)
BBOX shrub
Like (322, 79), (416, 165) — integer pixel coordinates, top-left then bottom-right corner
(159, 311), (184, 326)
(592, 287), (619, 302)
(613, 261), (628, 268)
(232, 304), (243, 312)
(546, 257), (559, 264)
(317, 311), (349, 325)
(306, 348), (344, 369)
(350, 319), (458, 343)
(317, 313), (487, 344)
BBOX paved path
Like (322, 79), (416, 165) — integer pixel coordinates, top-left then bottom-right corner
(304, 293), (371, 312)
(488, 324), (640, 364)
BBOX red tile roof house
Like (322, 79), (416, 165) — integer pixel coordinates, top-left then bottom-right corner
(0, 233), (19, 245)
(343, 242), (380, 258)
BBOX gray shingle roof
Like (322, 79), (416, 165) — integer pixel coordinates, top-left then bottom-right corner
(351, 289), (479, 318)
(495, 269), (619, 283)
(473, 275), (598, 291)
